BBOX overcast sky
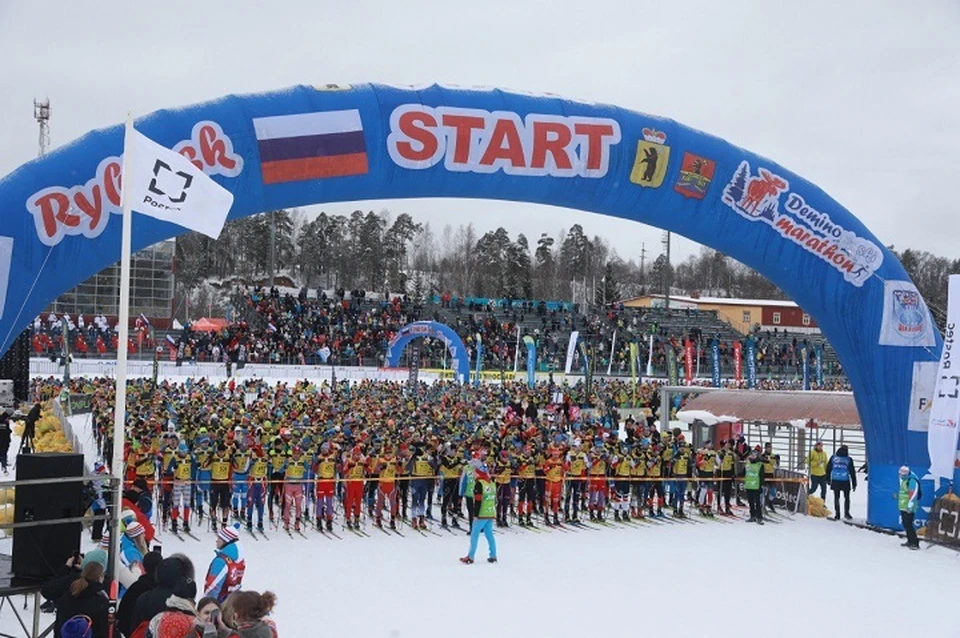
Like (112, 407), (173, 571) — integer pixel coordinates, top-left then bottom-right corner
(1, 0), (958, 266)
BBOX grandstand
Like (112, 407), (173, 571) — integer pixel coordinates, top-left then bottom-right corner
(29, 286), (844, 382)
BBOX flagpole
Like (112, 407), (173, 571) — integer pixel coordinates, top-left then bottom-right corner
(109, 114), (135, 602)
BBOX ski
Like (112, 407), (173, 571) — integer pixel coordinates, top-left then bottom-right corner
(182, 531), (201, 541)
(245, 529), (260, 541)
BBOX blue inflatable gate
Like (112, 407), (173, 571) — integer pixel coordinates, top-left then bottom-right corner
(0, 82), (950, 529)
(385, 321), (470, 384)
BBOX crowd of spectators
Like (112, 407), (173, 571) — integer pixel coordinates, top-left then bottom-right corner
(29, 286), (845, 385)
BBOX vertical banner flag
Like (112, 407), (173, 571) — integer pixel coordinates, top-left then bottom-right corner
(667, 344), (679, 386)
(683, 339), (694, 385)
(746, 336), (757, 389)
(629, 341), (639, 384)
(577, 340), (592, 394)
(124, 128), (234, 239)
(710, 338), (721, 388)
(564, 331), (579, 375)
(407, 344), (421, 395)
(814, 344), (823, 387)
(474, 334), (483, 388)
(733, 340), (743, 382)
(607, 330), (617, 375)
(927, 274), (960, 479)
(801, 343), (810, 391)
(647, 333), (655, 376)
(523, 335), (537, 389)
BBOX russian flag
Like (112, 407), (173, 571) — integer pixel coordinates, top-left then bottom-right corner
(253, 109), (368, 184)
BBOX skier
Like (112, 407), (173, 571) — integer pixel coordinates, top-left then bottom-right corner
(168, 442), (193, 535)
(610, 444), (632, 522)
(743, 446), (765, 524)
(194, 436), (213, 526)
(375, 444), (401, 529)
(826, 444), (857, 520)
(565, 444), (587, 523)
(439, 445), (463, 529)
(718, 439), (737, 515)
(459, 450), (480, 533)
(342, 446), (366, 530)
(209, 443), (233, 530)
(629, 444), (647, 520)
(409, 445), (435, 531)
(695, 440), (716, 516)
(543, 445), (565, 526)
(671, 441), (691, 518)
(460, 459), (498, 565)
(246, 446), (268, 533)
(515, 446), (538, 526)
(267, 437), (287, 525)
(231, 443), (253, 523)
(282, 446), (311, 532)
(646, 444), (665, 517)
(897, 465), (921, 550)
(587, 444), (608, 522)
(494, 450), (515, 527)
(203, 523), (245, 604)
(314, 442), (338, 532)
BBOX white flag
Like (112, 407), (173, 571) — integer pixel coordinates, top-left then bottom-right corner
(564, 330), (580, 375)
(928, 275), (960, 479)
(123, 127), (233, 239)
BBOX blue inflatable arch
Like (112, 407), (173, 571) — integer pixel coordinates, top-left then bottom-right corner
(385, 321), (470, 383)
(0, 82), (948, 529)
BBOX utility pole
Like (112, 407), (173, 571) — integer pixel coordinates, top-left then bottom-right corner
(640, 242), (646, 293)
(661, 231), (672, 310)
(34, 98), (51, 157)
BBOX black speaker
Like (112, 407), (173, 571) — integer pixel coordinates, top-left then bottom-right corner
(0, 330), (30, 402)
(13, 453), (84, 580)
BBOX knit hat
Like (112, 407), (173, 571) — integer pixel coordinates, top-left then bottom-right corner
(61, 615), (92, 638)
(899, 465), (910, 476)
(126, 521), (145, 538)
(153, 612), (197, 638)
(81, 549), (108, 571)
(217, 522), (240, 544)
(120, 508), (137, 522)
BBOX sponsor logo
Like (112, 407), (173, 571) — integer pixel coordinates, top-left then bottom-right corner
(880, 281), (935, 347)
(722, 160), (882, 287)
(314, 83), (352, 91)
(386, 104), (621, 178)
(893, 290), (926, 338)
(673, 152), (715, 199)
(27, 121), (242, 247)
(629, 128), (670, 188)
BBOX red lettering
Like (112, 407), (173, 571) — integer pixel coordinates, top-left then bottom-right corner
(531, 121), (573, 170)
(199, 124), (237, 171)
(441, 114), (485, 165)
(104, 162), (122, 208)
(178, 144), (203, 171)
(73, 185), (103, 230)
(33, 192), (71, 239)
(479, 118), (525, 168)
(397, 111), (439, 162)
(574, 123), (616, 171)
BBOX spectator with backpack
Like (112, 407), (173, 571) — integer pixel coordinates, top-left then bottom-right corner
(826, 444), (857, 520)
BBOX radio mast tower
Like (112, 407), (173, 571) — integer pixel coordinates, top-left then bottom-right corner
(34, 98), (51, 157)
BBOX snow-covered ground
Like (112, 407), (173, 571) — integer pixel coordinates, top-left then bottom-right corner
(1, 409), (953, 637)
(3, 509), (958, 638)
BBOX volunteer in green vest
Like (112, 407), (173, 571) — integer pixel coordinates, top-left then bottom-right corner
(807, 441), (828, 500)
(743, 446), (765, 525)
(460, 458), (498, 564)
(897, 465), (920, 550)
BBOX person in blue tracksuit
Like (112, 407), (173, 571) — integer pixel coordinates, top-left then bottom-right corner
(826, 444), (857, 520)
